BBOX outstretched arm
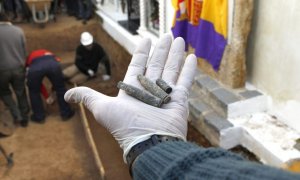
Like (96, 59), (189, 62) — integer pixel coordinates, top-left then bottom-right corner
(64, 34), (300, 180)
(64, 34), (196, 161)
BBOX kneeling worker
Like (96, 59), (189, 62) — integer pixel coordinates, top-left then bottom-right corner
(26, 49), (75, 123)
(63, 31), (111, 84)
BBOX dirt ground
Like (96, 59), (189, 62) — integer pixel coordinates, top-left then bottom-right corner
(0, 105), (100, 180)
(0, 13), (258, 180)
(0, 14), (130, 180)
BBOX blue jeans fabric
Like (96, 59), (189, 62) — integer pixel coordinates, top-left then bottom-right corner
(0, 66), (30, 121)
(27, 56), (73, 121)
(3, 0), (24, 14)
(77, 0), (92, 20)
(64, 0), (79, 16)
(3, 0), (14, 12)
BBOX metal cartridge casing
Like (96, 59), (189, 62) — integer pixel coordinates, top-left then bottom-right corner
(156, 78), (172, 94)
(137, 75), (171, 104)
(117, 81), (163, 107)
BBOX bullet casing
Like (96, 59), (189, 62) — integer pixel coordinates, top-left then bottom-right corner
(156, 78), (172, 94)
(117, 81), (163, 107)
(137, 75), (171, 104)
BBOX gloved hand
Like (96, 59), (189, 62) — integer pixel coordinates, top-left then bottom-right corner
(64, 34), (197, 162)
(46, 91), (56, 105)
(87, 69), (95, 77)
(102, 74), (111, 81)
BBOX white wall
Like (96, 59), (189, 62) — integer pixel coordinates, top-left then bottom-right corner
(165, 0), (175, 34)
(247, 0), (300, 132)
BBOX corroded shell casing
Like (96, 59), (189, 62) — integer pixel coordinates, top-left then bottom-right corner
(117, 81), (163, 107)
(156, 78), (172, 94)
(137, 75), (171, 104)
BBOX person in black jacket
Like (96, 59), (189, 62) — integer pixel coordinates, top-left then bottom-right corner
(63, 31), (111, 84)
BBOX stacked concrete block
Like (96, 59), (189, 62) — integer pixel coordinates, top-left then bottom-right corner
(188, 69), (268, 149)
(188, 69), (300, 168)
(193, 70), (268, 119)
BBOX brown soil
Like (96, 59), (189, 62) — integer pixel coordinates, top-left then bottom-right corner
(0, 13), (258, 180)
(0, 14), (131, 180)
(187, 124), (259, 162)
(86, 111), (131, 180)
(0, 105), (100, 180)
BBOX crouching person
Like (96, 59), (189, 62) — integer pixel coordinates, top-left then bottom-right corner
(63, 31), (111, 85)
(26, 49), (75, 123)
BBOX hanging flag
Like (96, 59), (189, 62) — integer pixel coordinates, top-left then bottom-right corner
(195, 0), (227, 70)
(171, 0), (189, 43)
(172, 0), (227, 71)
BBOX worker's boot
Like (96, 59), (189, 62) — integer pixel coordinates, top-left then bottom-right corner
(6, 12), (16, 21)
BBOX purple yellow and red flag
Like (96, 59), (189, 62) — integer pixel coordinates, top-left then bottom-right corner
(172, 0), (228, 71)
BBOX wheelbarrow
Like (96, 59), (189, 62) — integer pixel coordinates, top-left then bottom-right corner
(24, 0), (53, 24)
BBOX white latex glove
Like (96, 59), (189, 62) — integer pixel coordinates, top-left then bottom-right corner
(25, 67), (29, 76)
(102, 74), (111, 81)
(87, 69), (95, 77)
(64, 34), (197, 162)
(46, 96), (54, 105)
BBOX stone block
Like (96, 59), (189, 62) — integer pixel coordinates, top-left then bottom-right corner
(189, 99), (211, 118)
(196, 76), (220, 91)
(228, 93), (268, 118)
(211, 88), (241, 109)
(204, 112), (233, 133)
(189, 102), (201, 120)
(239, 90), (262, 99)
(189, 114), (220, 147)
(195, 68), (204, 76)
(188, 89), (199, 99)
(294, 139), (300, 151)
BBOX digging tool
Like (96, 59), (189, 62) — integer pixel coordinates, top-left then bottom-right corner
(0, 144), (14, 168)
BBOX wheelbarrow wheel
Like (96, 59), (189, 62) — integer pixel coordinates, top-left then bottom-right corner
(39, 23), (46, 28)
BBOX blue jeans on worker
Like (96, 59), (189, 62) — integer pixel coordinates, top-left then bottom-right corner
(3, 0), (25, 16)
(64, 0), (79, 16)
(27, 56), (73, 121)
(0, 66), (30, 122)
(77, 0), (92, 20)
